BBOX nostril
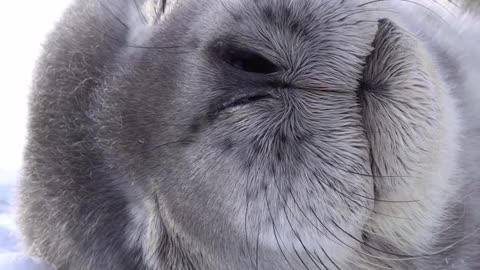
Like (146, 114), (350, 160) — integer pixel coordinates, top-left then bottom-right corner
(217, 44), (279, 74)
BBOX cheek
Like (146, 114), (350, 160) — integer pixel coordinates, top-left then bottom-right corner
(172, 93), (375, 265)
(180, 139), (374, 267)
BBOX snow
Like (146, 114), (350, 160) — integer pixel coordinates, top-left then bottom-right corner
(0, 171), (19, 252)
(0, 171), (54, 269)
(0, 253), (52, 270)
(0, 170), (55, 269)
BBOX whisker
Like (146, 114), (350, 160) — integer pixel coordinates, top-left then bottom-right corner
(308, 207), (406, 258)
(345, 256), (393, 269)
(430, 201), (466, 235)
(243, 173), (255, 269)
(316, 177), (414, 220)
(293, 246), (315, 270)
(359, 0), (454, 25)
(264, 187), (296, 270)
(283, 207), (327, 270)
(322, 159), (416, 180)
(269, 174), (404, 262)
(317, 173), (417, 206)
(318, 247), (342, 270)
(351, 190), (419, 204)
(255, 223), (261, 270)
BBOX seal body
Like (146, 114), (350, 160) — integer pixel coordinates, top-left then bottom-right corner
(16, 0), (480, 269)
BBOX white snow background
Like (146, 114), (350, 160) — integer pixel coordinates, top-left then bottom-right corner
(0, 0), (72, 263)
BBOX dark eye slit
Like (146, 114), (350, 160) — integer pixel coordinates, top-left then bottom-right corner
(222, 94), (271, 109)
(209, 93), (272, 117)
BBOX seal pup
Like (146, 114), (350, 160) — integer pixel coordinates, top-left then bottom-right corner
(16, 0), (480, 269)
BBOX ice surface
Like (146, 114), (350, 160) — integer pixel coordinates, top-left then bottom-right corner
(0, 171), (18, 253)
(0, 171), (53, 269)
(0, 253), (53, 270)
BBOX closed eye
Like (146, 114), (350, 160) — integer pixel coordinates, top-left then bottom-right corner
(210, 93), (272, 116)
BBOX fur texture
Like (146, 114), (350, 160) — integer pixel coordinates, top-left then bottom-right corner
(16, 0), (480, 269)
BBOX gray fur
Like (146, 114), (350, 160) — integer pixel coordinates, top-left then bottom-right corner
(15, 0), (480, 269)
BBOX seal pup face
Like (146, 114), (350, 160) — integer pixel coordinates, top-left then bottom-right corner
(98, 0), (460, 269)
